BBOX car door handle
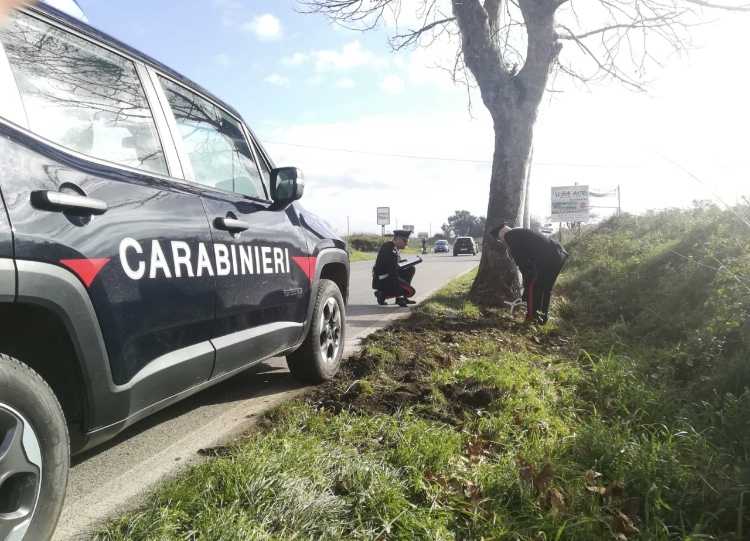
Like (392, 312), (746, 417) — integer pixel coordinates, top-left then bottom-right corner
(215, 217), (250, 232)
(31, 190), (108, 215)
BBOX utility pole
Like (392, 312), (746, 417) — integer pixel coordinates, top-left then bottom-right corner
(617, 185), (622, 216)
(523, 146), (534, 228)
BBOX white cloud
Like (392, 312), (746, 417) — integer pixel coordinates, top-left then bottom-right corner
(214, 53), (231, 67)
(380, 74), (404, 94)
(335, 77), (356, 89)
(262, 112), (494, 235)
(306, 75), (325, 86)
(256, 15), (750, 236)
(243, 14), (283, 41)
(282, 52), (309, 66)
(264, 73), (290, 86)
(312, 41), (385, 72)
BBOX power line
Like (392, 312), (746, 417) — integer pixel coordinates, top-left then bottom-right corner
(260, 139), (642, 169)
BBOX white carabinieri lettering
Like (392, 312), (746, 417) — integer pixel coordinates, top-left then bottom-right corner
(118, 239), (293, 281)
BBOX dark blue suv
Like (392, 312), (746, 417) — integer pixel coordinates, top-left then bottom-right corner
(0, 4), (349, 539)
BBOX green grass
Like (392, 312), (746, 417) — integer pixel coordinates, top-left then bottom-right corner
(100, 204), (750, 540)
(348, 249), (376, 262)
(349, 246), (421, 263)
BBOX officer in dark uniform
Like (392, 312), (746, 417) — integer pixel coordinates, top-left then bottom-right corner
(492, 223), (568, 324)
(372, 230), (417, 307)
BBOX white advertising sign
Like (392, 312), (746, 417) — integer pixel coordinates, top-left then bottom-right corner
(376, 207), (390, 226)
(551, 185), (590, 222)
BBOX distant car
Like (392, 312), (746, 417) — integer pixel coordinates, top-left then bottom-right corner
(433, 240), (449, 253)
(453, 237), (477, 256)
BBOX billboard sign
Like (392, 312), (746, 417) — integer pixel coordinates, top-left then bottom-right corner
(376, 207), (390, 226)
(551, 185), (590, 222)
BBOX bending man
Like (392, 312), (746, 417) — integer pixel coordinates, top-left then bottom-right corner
(372, 229), (417, 307)
(493, 223), (568, 324)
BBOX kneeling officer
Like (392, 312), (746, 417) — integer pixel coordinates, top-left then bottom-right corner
(373, 230), (417, 307)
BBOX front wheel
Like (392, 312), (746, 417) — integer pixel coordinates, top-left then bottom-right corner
(287, 279), (346, 383)
(0, 354), (69, 541)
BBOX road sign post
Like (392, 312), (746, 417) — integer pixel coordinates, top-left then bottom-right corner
(377, 207), (390, 237)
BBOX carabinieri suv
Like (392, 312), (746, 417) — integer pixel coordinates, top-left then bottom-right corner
(0, 4), (350, 539)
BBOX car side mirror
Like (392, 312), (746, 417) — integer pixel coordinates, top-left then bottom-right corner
(271, 167), (304, 206)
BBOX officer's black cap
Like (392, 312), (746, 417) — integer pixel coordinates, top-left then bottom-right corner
(393, 229), (412, 239)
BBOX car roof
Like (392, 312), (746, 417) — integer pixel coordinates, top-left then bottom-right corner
(28, 3), (244, 121)
(456, 236), (473, 240)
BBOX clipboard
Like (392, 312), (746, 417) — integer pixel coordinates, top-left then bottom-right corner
(398, 256), (423, 270)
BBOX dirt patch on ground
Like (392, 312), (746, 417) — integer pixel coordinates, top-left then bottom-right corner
(307, 309), (569, 421)
(440, 377), (505, 410)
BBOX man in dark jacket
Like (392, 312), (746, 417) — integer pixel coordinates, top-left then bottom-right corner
(492, 223), (568, 324)
(372, 230), (417, 307)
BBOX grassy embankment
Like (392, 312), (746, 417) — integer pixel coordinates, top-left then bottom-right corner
(349, 246), (421, 263)
(100, 205), (749, 540)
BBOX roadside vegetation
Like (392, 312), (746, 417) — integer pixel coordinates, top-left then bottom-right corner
(100, 204), (749, 540)
(347, 233), (424, 262)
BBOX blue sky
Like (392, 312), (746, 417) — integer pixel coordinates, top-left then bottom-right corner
(70, 1), (749, 235)
(77, 0), (454, 136)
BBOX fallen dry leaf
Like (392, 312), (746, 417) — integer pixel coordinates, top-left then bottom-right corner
(613, 510), (640, 537)
(586, 485), (608, 496)
(466, 436), (490, 464)
(547, 487), (566, 515)
(584, 470), (602, 485)
(533, 463), (555, 493)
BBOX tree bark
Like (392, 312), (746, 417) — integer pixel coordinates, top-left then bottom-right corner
(469, 100), (535, 304)
(452, 0), (560, 306)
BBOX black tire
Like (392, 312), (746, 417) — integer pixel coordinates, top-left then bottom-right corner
(0, 354), (69, 541)
(287, 279), (346, 383)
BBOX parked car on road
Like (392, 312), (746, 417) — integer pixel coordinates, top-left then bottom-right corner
(0, 4), (349, 539)
(433, 239), (449, 253)
(453, 237), (478, 256)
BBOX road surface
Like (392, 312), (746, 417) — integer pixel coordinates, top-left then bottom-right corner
(54, 253), (479, 540)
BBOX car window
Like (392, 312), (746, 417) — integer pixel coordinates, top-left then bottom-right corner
(252, 141), (272, 191)
(0, 12), (168, 175)
(159, 77), (265, 199)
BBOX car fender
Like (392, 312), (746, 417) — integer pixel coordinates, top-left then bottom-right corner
(11, 261), (130, 429)
(291, 246), (349, 352)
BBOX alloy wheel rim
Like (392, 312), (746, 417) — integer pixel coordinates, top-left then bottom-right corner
(318, 297), (342, 365)
(0, 403), (42, 541)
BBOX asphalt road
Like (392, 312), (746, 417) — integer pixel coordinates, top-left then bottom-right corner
(54, 253), (479, 540)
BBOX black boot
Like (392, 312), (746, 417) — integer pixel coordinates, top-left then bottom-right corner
(375, 291), (388, 305)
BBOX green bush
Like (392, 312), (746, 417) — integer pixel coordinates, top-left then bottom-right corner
(348, 234), (382, 252)
(564, 203), (750, 401)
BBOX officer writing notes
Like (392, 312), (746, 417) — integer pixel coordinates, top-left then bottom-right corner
(492, 223), (568, 324)
(373, 230), (418, 307)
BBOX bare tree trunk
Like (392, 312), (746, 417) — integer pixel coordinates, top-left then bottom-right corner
(452, 0), (559, 306)
(469, 104), (535, 304)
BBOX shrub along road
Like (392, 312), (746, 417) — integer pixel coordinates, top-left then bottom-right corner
(53, 254), (479, 541)
(99, 206), (749, 540)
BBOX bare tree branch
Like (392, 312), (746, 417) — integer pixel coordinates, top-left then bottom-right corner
(684, 0), (750, 10)
(391, 16), (455, 50)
